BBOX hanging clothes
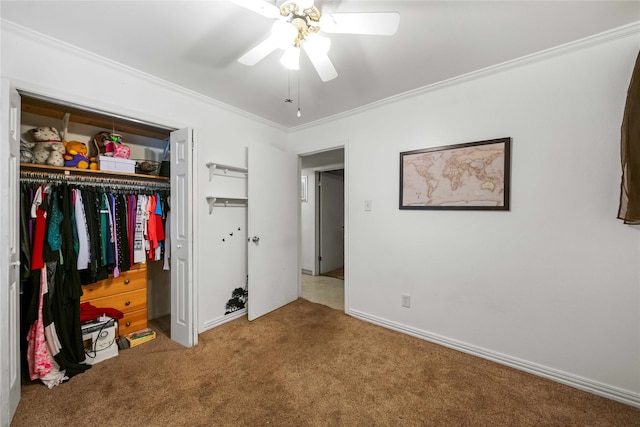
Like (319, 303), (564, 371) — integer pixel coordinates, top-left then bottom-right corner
(134, 195), (147, 264)
(163, 197), (171, 271)
(30, 186), (46, 271)
(154, 193), (164, 261)
(146, 194), (158, 259)
(52, 184), (91, 378)
(115, 194), (131, 274)
(73, 189), (90, 271)
(19, 175), (171, 387)
(26, 267), (54, 381)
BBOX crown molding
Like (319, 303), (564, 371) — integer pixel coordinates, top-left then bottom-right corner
(289, 21), (640, 132)
(3, 19), (638, 134)
(0, 19), (289, 133)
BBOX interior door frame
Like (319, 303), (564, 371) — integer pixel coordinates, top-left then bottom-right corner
(4, 79), (199, 348)
(316, 168), (345, 275)
(298, 145), (348, 309)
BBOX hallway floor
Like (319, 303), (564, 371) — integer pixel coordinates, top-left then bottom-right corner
(301, 273), (344, 311)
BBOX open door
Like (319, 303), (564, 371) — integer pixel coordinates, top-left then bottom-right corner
(247, 144), (299, 320)
(170, 128), (196, 347)
(318, 170), (344, 274)
(0, 80), (21, 424)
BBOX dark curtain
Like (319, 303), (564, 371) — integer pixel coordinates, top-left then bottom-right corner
(618, 51), (640, 224)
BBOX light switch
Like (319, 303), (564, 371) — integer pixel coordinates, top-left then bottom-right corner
(364, 200), (372, 211)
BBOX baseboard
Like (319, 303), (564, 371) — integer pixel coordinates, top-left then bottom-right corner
(347, 308), (640, 408)
(201, 308), (247, 332)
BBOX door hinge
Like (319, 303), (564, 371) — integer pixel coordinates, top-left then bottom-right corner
(318, 256), (322, 261)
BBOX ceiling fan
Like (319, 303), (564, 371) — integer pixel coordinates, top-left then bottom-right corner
(234, 0), (400, 82)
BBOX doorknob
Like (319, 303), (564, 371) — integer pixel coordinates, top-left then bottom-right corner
(10, 261), (20, 267)
(251, 236), (260, 243)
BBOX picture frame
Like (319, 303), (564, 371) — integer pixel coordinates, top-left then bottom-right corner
(399, 137), (511, 210)
(301, 175), (308, 202)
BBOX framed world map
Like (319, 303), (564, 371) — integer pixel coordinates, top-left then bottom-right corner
(399, 137), (511, 210)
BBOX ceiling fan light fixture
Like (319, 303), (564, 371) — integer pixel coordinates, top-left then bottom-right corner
(272, 20), (298, 49)
(280, 45), (300, 70)
(304, 33), (330, 55)
(294, 0), (314, 11)
(318, 14), (336, 31)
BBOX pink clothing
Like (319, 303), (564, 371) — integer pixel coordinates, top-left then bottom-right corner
(26, 268), (53, 380)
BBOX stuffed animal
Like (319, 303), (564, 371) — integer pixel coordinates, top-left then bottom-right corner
(64, 140), (98, 170)
(93, 131), (131, 158)
(30, 126), (61, 142)
(20, 139), (36, 163)
(33, 141), (65, 166)
(29, 126), (65, 166)
(92, 131), (110, 157)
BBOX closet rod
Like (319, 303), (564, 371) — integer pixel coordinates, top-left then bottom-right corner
(19, 169), (171, 190)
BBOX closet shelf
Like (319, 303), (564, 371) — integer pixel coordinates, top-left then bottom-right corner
(21, 163), (170, 182)
(205, 162), (248, 181)
(206, 196), (248, 214)
(21, 94), (172, 140)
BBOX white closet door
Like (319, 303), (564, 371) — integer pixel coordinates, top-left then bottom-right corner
(170, 128), (196, 347)
(0, 79), (21, 423)
(248, 144), (299, 320)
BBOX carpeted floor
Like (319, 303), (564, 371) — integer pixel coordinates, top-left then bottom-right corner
(11, 299), (640, 426)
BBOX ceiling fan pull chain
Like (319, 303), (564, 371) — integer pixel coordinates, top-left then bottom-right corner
(285, 70), (293, 104)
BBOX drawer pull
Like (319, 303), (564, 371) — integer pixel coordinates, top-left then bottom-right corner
(126, 322), (131, 327)
(124, 279), (130, 285)
(125, 301), (131, 306)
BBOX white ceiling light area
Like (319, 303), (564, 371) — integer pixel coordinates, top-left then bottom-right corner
(236, 0), (399, 82)
(1, 1), (638, 129)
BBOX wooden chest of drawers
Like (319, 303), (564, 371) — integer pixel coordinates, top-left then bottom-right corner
(80, 266), (148, 336)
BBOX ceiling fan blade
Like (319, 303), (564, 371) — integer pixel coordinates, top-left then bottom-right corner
(232, 0), (281, 18)
(304, 47), (338, 82)
(320, 12), (400, 35)
(238, 35), (279, 66)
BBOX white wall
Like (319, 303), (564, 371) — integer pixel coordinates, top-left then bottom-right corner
(301, 168), (317, 274)
(290, 32), (640, 405)
(1, 22), (287, 333)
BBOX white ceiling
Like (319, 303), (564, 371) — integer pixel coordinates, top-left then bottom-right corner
(1, 1), (638, 129)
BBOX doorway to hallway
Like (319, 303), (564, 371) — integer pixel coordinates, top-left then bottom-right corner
(300, 148), (345, 310)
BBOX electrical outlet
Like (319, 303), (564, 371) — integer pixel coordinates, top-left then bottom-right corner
(401, 294), (411, 308)
(364, 200), (372, 211)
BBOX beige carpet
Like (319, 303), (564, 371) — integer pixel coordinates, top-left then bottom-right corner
(11, 299), (640, 426)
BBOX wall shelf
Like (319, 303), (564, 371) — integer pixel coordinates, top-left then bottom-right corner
(205, 162), (248, 181)
(206, 196), (248, 214)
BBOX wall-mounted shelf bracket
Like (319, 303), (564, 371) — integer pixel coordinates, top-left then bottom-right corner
(206, 196), (248, 214)
(205, 162), (248, 181)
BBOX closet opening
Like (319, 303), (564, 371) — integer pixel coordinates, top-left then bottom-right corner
(15, 90), (191, 387)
